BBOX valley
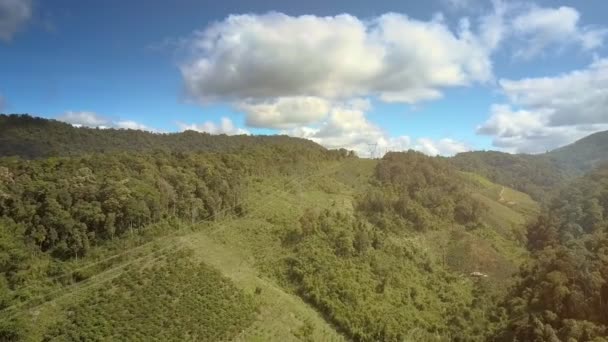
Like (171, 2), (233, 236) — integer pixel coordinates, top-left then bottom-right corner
(1, 115), (608, 341)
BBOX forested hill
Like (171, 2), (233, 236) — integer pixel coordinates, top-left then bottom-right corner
(0, 114), (337, 159)
(547, 130), (608, 173)
(495, 164), (608, 341)
(449, 151), (569, 201)
(450, 130), (608, 201)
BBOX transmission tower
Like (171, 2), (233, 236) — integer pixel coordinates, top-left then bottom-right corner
(367, 143), (377, 159)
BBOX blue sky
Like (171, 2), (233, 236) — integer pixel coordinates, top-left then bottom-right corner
(1, 0), (608, 156)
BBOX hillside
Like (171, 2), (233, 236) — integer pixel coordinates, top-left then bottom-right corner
(9, 114), (608, 341)
(0, 114), (335, 159)
(0, 136), (539, 340)
(450, 151), (568, 201)
(495, 164), (608, 341)
(450, 131), (608, 201)
(547, 130), (608, 173)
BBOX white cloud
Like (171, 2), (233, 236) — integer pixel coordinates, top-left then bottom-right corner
(478, 59), (608, 153)
(237, 96), (330, 129)
(478, 0), (509, 51)
(177, 117), (249, 135)
(479, 106), (608, 153)
(477, 104), (546, 138)
(181, 12), (493, 107)
(511, 6), (607, 59)
(500, 59), (608, 126)
(284, 101), (468, 157)
(115, 120), (152, 131)
(175, 6), (607, 153)
(414, 138), (469, 156)
(0, 0), (32, 42)
(56, 111), (154, 132)
(57, 111), (110, 128)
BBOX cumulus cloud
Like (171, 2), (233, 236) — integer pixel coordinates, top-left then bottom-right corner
(511, 6), (607, 59)
(237, 96), (330, 129)
(478, 59), (608, 153)
(414, 138), (469, 156)
(0, 0), (32, 42)
(57, 111), (111, 128)
(175, 5), (606, 153)
(177, 117), (249, 135)
(478, 105), (608, 153)
(181, 12), (493, 107)
(285, 101), (468, 157)
(500, 59), (608, 126)
(56, 111), (154, 132)
(115, 120), (152, 131)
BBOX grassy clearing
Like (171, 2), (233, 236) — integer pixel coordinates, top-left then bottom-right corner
(183, 229), (344, 342)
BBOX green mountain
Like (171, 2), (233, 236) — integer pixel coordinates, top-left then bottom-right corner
(1, 114), (606, 341)
(547, 130), (608, 173)
(0, 114), (333, 158)
(450, 130), (608, 201)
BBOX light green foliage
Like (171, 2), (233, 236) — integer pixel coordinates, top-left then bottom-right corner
(275, 153), (517, 341)
(12, 115), (608, 341)
(43, 249), (258, 341)
(285, 209), (496, 341)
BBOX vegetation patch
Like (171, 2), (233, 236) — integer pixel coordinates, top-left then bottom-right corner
(43, 249), (258, 341)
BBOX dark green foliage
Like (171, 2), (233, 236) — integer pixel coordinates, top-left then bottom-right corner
(10, 114), (608, 340)
(44, 249), (257, 341)
(0, 137), (348, 260)
(285, 209), (494, 341)
(547, 130), (608, 174)
(0, 114), (337, 159)
(0, 152), (245, 258)
(450, 151), (569, 201)
(496, 165), (608, 341)
(359, 151), (486, 232)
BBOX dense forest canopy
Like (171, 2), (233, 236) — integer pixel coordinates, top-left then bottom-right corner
(495, 164), (608, 341)
(360, 151), (486, 231)
(0, 114), (338, 159)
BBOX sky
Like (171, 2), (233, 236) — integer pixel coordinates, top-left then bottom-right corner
(1, 0), (608, 157)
